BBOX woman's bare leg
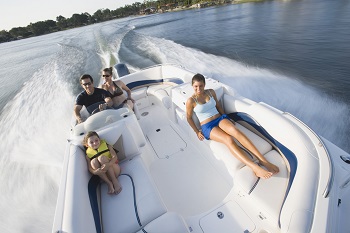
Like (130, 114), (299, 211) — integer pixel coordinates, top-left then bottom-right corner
(218, 119), (279, 174)
(210, 126), (273, 179)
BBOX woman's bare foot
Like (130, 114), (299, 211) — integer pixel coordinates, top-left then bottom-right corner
(260, 161), (279, 174)
(113, 180), (122, 195)
(253, 165), (273, 179)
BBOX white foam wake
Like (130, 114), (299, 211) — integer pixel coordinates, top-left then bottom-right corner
(0, 44), (82, 232)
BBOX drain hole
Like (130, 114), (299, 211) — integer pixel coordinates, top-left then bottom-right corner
(141, 112), (148, 116)
(156, 129), (161, 132)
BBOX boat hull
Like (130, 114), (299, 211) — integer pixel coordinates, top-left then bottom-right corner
(53, 64), (350, 233)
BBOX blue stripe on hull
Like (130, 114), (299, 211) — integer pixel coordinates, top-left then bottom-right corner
(126, 78), (184, 90)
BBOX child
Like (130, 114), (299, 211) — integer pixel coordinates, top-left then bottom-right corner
(83, 131), (122, 194)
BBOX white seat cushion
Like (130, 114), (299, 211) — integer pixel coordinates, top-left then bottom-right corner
(132, 87), (148, 100)
(205, 123), (273, 173)
(147, 84), (173, 96)
(235, 123), (272, 155)
(234, 150), (288, 224)
(101, 156), (167, 233)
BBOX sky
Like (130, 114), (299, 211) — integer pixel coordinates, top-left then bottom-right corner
(0, 0), (138, 31)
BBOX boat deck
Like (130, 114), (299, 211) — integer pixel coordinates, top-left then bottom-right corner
(138, 104), (231, 217)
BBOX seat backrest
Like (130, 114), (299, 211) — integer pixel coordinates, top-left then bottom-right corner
(70, 109), (146, 162)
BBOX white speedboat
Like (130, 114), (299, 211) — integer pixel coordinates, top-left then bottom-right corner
(53, 64), (350, 233)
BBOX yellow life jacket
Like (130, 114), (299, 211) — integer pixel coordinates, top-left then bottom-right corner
(86, 140), (112, 160)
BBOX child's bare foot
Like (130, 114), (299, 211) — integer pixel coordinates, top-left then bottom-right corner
(253, 165), (273, 179)
(260, 161), (279, 174)
(113, 180), (122, 195)
(107, 183), (115, 194)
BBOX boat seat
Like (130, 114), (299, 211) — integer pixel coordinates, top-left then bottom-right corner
(146, 85), (173, 109)
(132, 86), (148, 101)
(147, 84), (173, 96)
(205, 123), (273, 172)
(174, 107), (272, 174)
(234, 150), (288, 227)
(100, 155), (167, 233)
(136, 212), (190, 233)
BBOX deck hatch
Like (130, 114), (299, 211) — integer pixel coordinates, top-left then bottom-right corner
(147, 125), (187, 159)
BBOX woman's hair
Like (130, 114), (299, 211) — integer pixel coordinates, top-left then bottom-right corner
(83, 131), (100, 146)
(80, 74), (93, 83)
(192, 73), (205, 85)
(102, 67), (113, 75)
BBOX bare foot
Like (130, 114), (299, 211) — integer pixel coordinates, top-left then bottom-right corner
(113, 180), (122, 195)
(260, 161), (279, 174)
(253, 165), (273, 179)
(107, 183), (115, 194)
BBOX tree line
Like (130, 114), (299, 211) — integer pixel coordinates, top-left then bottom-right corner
(0, 0), (230, 43)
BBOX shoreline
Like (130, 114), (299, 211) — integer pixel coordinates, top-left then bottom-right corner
(1, 0), (270, 44)
(164, 0), (268, 13)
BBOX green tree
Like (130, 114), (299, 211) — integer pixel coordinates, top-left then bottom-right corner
(93, 9), (104, 23)
(0, 30), (13, 42)
(56, 15), (68, 30)
(83, 12), (95, 24)
(30, 20), (56, 36)
(9, 27), (31, 38)
(69, 13), (89, 27)
(102, 9), (112, 21)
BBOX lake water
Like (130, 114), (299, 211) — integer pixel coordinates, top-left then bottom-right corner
(0, 0), (349, 231)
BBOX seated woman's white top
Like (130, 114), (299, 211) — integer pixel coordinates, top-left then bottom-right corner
(193, 93), (219, 123)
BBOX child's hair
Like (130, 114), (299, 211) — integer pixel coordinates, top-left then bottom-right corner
(83, 131), (100, 146)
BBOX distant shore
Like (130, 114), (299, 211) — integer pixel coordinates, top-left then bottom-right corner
(163, 0), (267, 13)
(0, 0), (269, 43)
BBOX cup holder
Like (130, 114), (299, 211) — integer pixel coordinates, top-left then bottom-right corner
(340, 155), (350, 164)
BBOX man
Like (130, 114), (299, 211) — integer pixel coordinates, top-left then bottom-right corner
(74, 74), (113, 124)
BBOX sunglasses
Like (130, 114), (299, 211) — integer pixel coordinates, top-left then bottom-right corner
(102, 74), (111, 77)
(82, 82), (92, 86)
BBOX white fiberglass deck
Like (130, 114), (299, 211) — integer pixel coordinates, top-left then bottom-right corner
(138, 105), (231, 217)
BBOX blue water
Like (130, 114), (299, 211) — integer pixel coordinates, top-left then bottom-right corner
(0, 0), (349, 232)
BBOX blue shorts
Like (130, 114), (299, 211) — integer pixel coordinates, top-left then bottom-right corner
(201, 114), (229, 140)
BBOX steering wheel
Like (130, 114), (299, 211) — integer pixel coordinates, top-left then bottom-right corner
(91, 105), (113, 115)
(91, 107), (101, 115)
(86, 102), (107, 115)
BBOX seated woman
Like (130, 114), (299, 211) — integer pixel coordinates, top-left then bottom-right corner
(100, 67), (135, 110)
(186, 73), (279, 179)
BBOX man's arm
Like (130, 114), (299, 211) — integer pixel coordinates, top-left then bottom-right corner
(74, 105), (83, 123)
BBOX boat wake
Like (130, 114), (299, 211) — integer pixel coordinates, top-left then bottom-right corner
(0, 42), (88, 232)
(118, 32), (350, 153)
